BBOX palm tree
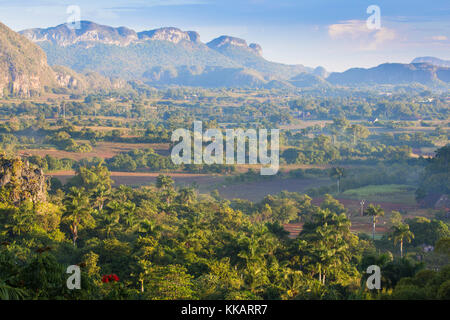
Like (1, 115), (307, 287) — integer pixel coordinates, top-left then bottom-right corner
(92, 185), (110, 211)
(329, 167), (345, 194)
(5, 209), (35, 236)
(347, 124), (369, 145)
(364, 204), (385, 241)
(63, 187), (94, 247)
(156, 175), (174, 190)
(161, 188), (176, 206)
(101, 201), (122, 238)
(389, 223), (414, 258)
(0, 280), (26, 300)
(114, 185), (132, 202)
(123, 201), (137, 229)
(138, 219), (162, 237)
(156, 175), (176, 205)
(237, 234), (266, 267)
(300, 209), (352, 285)
(177, 187), (196, 205)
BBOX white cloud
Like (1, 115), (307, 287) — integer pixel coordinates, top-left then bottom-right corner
(373, 28), (396, 45)
(328, 20), (368, 39)
(328, 20), (396, 51)
(431, 35), (448, 41)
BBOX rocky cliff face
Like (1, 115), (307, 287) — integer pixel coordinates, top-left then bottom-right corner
(1, 21), (129, 97)
(412, 57), (450, 68)
(0, 22), (57, 97)
(207, 35), (263, 56)
(206, 36), (262, 56)
(0, 156), (47, 204)
(21, 22), (201, 47)
(20, 21), (138, 47)
(54, 70), (79, 89)
(138, 27), (201, 44)
(52, 65), (128, 92)
(249, 43), (263, 56)
(207, 35), (249, 49)
(21, 22), (264, 53)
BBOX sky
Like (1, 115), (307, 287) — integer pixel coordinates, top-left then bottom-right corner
(0, 0), (449, 71)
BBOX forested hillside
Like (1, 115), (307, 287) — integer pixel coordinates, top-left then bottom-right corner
(0, 141), (449, 299)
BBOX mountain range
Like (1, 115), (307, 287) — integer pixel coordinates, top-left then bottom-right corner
(19, 21), (315, 88)
(327, 62), (450, 86)
(0, 20), (449, 94)
(412, 57), (450, 68)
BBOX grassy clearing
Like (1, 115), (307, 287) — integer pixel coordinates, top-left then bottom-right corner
(340, 184), (417, 204)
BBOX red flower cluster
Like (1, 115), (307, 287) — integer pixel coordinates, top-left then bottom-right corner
(101, 274), (119, 283)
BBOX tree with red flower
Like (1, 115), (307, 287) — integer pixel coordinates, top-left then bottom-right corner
(102, 274), (119, 283)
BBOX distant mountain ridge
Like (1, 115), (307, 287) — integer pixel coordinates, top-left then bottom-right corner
(206, 35), (311, 80)
(10, 21), (450, 89)
(20, 21), (316, 87)
(327, 62), (450, 86)
(21, 21), (202, 47)
(412, 57), (450, 68)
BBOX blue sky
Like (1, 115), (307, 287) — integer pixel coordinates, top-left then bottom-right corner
(0, 0), (449, 71)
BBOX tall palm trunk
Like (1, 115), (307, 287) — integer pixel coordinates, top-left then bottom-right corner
(71, 222), (78, 247)
(372, 217), (376, 241)
(318, 265), (322, 284)
(400, 238), (403, 258)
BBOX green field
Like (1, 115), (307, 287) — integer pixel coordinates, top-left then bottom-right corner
(341, 184), (417, 204)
